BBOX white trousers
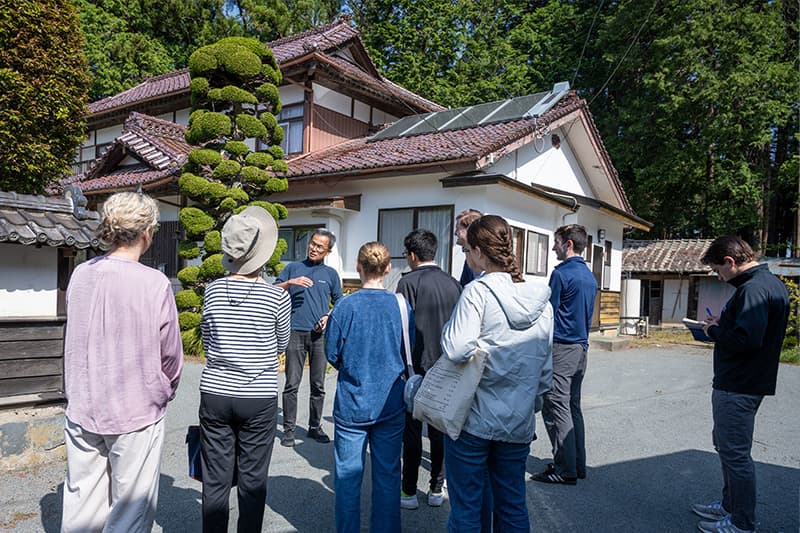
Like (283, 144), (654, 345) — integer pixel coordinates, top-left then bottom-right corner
(61, 417), (165, 533)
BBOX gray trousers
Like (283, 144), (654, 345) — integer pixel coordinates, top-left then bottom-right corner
(541, 342), (587, 478)
(712, 388), (763, 531)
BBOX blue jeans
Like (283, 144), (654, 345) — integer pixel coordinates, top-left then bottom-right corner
(712, 389), (763, 531)
(445, 431), (530, 533)
(334, 411), (404, 533)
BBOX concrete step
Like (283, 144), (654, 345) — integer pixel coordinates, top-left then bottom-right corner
(589, 336), (632, 351)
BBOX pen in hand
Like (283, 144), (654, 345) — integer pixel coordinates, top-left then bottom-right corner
(705, 307), (713, 318)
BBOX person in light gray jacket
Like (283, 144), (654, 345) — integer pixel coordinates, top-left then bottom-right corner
(441, 214), (553, 533)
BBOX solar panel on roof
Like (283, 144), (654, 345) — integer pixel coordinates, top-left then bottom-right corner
(368, 82), (569, 142)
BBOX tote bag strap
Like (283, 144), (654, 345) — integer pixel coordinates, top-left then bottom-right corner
(395, 293), (415, 377)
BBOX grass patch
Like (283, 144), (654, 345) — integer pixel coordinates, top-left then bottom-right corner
(627, 328), (711, 349)
(780, 346), (800, 365)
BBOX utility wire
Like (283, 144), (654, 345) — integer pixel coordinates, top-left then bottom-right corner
(572, 0), (606, 87)
(587, 0), (657, 107)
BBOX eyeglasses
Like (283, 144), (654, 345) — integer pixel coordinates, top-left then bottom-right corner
(308, 241), (329, 252)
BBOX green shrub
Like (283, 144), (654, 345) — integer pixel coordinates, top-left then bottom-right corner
(241, 165), (269, 184)
(179, 311), (202, 330)
(219, 197), (238, 211)
(177, 266), (200, 286)
(225, 187), (249, 203)
(255, 83), (281, 113)
(178, 240), (201, 259)
(204, 230), (221, 253)
(245, 152), (274, 168)
(188, 149), (222, 168)
(247, 200), (278, 219)
(188, 48), (218, 76)
(268, 145), (284, 160)
(204, 181), (227, 200)
(270, 160), (288, 174)
(199, 253), (225, 279)
(211, 159), (241, 180)
(189, 77), (209, 95)
(224, 141), (250, 158)
(269, 125), (284, 146)
(216, 37), (269, 59)
(220, 50), (262, 78)
(268, 238), (288, 266)
(178, 172), (210, 198)
(265, 176), (288, 192)
(235, 114), (267, 138)
(261, 64), (282, 86)
(175, 289), (203, 310)
(179, 207), (215, 237)
(181, 327), (204, 357)
(274, 202), (288, 219)
(186, 112), (231, 145)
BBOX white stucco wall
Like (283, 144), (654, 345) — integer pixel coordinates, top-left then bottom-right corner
(661, 278), (690, 324)
(697, 276), (735, 317)
(272, 167), (625, 291)
(0, 244), (58, 318)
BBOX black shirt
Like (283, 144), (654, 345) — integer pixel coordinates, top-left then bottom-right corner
(396, 264), (463, 373)
(708, 264), (790, 395)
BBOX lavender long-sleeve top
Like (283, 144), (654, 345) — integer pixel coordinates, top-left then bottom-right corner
(64, 255), (183, 434)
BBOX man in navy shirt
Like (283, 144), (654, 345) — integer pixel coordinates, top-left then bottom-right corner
(275, 229), (342, 446)
(533, 224), (597, 485)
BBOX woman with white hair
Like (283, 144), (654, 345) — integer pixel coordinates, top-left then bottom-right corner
(62, 191), (183, 532)
(199, 206), (291, 532)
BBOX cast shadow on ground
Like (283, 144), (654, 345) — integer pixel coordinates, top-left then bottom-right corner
(525, 449), (798, 533)
(38, 474), (200, 533)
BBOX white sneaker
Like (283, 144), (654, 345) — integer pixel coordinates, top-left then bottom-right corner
(427, 488), (446, 507)
(697, 516), (753, 533)
(400, 491), (419, 510)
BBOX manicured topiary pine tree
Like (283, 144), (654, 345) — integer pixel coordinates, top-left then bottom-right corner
(176, 37), (289, 355)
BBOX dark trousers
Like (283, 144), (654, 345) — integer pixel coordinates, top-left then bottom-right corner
(542, 342), (587, 478)
(712, 389), (763, 531)
(199, 393), (277, 533)
(402, 414), (445, 494)
(282, 330), (326, 433)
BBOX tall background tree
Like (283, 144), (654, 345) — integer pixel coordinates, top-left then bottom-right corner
(174, 37), (289, 355)
(0, 0), (90, 193)
(351, 0), (798, 253)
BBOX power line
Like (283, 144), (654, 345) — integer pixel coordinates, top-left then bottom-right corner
(572, 0), (606, 87)
(588, 0), (658, 107)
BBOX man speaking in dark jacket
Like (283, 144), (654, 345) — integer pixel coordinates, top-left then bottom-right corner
(396, 229), (462, 510)
(691, 236), (790, 533)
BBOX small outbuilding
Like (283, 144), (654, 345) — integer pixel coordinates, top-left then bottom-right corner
(0, 187), (104, 463)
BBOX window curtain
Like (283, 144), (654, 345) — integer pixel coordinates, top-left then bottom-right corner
(417, 208), (451, 272)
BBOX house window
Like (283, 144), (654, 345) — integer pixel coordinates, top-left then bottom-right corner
(525, 231), (549, 276)
(277, 103), (304, 155)
(511, 226), (525, 274)
(378, 206), (453, 273)
(603, 239), (612, 289)
(140, 220), (180, 278)
(584, 235), (593, 264)
(278, 225), (320, 263)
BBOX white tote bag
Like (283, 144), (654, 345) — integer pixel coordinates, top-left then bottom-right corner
(411, 347), (489, 440)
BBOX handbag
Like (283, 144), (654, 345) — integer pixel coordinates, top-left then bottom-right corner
(186, 424), (238, 485)
(395, 293), (421, 413)
(411, 347), (489, 440)
(186, 425), (203, 482)
(411, 279), (498, 440)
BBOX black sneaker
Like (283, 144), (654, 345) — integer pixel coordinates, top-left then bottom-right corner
(280, 430), (295, 447)
(307, 427), (331, 443)
(531, 466), (577, 485)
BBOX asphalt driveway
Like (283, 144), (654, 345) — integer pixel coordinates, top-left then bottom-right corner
(1, 345), (798, 532)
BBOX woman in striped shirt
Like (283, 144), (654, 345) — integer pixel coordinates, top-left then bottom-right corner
(199, 206), (291, 533)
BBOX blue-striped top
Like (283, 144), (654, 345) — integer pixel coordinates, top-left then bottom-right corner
(200, 277), (292, 398)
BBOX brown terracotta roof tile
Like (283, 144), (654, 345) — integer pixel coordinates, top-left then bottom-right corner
(86, 19), (441, 117)
(70, 165), (176, 194)
(0, 190), (104, 249)
(286, 92), (582, 178)
(622, 239), (713, 273)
